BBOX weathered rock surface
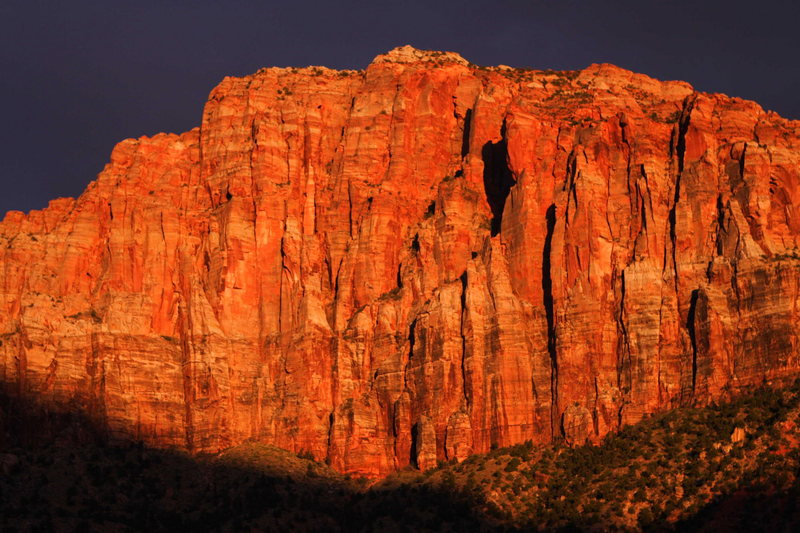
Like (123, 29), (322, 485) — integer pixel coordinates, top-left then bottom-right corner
(2, 47), (800, 477)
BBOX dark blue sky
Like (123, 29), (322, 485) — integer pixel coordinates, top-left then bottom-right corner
(1, 0), (798, 216)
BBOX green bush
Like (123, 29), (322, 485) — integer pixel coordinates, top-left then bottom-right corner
(505, 458), (521, 472)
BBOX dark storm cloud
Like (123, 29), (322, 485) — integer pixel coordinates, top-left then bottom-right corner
(1, 0), (798, 215)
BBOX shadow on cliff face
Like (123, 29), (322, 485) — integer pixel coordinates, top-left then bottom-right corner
(481, 120), (515, 237)
(0, 386), (502, 532)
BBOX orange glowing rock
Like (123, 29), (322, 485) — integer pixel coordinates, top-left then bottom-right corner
(2, 47), (800, 477)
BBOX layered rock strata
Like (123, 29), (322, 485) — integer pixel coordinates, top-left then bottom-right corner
(2, 46), (800, 477)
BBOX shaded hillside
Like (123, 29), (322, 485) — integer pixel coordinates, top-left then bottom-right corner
(0, 387), (491, 532)
(3, 380), (800, 531)
(386, 378), (800, 531)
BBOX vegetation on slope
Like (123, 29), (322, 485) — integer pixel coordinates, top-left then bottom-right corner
(2, 380), (800, 531)
(394, 379), (800, 530)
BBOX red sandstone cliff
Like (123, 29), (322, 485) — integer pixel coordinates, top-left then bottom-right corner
(2, 46), (800, 477)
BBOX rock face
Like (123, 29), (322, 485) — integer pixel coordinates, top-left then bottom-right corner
(2, 47), (800, 477)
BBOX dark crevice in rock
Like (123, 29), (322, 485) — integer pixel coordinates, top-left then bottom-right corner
(543, 204), (558, 437)
(669, 95), (695, 194)
(326, 411), (335, 461)
(669, 93), (696, 179)
(739, 142), (747, 181)
(687, 289), (700, 398)
(408, 319), (417, 362)
(668, 205), (678, 269)
(411, 233), (420, 253)
(715, 194), (726, 256)
(333, 267), (340, 301)
(564, 152), (579, 225)
(617, 270), (632, 427)
(426, 201), (436, 217)
(461, 109), (473, 158)
(668, 95), (696, 285)
(410, 421), (420, 468)
(675, 97), (695, 176)
(639, 194), (648, 234)
(482, 119), (515, 236)
(459, 271), (470, 408)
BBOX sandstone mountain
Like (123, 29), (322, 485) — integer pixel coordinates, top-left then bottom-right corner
(2, 46), (799, 478)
